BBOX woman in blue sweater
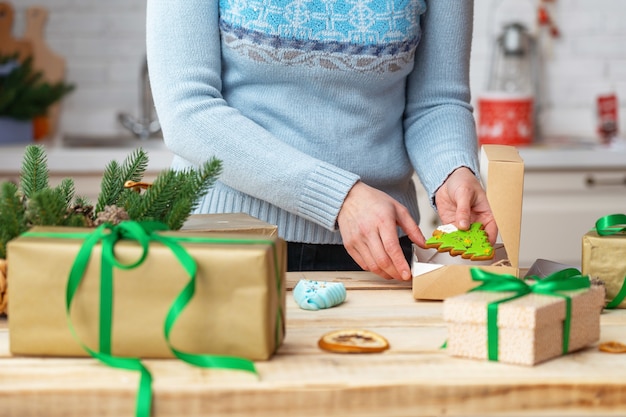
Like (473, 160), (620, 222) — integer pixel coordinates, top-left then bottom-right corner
(146, 0), (496, 281)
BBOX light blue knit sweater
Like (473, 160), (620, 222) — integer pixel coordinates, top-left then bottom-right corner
(146, 0), (479, 244)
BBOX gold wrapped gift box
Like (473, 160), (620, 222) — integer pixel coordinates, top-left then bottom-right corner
(582, 230), (626, 308)
(7, 224), (286, 361)
(443, 285), (605, 366)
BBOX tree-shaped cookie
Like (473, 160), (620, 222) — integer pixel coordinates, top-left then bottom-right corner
(425, 222), (494, 261)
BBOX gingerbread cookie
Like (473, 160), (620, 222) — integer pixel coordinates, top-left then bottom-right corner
(425, 222), (494, 261)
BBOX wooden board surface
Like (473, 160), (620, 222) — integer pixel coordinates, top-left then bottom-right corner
(1, 271), (626, 417)
(0, 2), (33, 62)
(23, 5), (66, 137)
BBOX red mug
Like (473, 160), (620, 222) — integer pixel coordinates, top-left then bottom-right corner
(477, 93), (534, 146)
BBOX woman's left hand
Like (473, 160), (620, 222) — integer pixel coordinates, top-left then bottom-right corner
(433, 167), (498, 244)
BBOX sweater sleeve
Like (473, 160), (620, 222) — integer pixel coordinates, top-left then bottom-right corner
(145, 0), (359, 230)
(403, 0), (480, 207)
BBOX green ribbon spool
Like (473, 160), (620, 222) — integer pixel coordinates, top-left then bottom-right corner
(469, 267), (590, 362)
(23, 221), (284, 417)
(594, 214), (626, 309)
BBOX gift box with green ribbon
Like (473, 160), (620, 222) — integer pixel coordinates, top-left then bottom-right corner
(582, 214), (626, 309)
(443, 268), (604, 366)
(7, 222), (286, 361)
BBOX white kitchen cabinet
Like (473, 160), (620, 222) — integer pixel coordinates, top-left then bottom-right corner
(520, 168), (626, 268)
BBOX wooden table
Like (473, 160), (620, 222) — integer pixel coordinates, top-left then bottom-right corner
(2, 271), (626, 417)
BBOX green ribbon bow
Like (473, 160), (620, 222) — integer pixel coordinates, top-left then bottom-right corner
(595, 214), (626, 309)
(469, 267), (590, 362)
(23, 221), (284, 417)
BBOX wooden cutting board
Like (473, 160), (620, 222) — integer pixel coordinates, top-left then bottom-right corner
(23, 5), (67, 138)
(23, 5), (65, 83)
(0, 1), (32, 61)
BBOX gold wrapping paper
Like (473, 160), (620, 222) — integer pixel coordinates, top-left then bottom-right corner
(443, 286), (605, 365)
(582, 231), (626, 308)
(7, 226), (286, 361)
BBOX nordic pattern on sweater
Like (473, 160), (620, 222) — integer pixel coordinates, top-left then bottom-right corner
(219, 0), (426, 72)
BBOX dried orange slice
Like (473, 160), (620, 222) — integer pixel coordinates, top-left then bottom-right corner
(318, 329), (389, 353)
(599, 341), (626, 353)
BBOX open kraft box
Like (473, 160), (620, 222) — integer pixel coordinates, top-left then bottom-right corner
(412, 144), (524, 300)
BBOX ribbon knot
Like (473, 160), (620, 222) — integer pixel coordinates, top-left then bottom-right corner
(469, 268), (590, 361)
(596, 214), (626, 236)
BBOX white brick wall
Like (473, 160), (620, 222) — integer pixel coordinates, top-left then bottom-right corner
(473, 0), (626, 140)
(11, 0), (147, 137)
(8, 0), (626, 142)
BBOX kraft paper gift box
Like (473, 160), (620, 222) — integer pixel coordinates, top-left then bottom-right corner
(7, 224), (286, 361)
(443, 269), (605, 366)
(413, 145), (524, 300)
(582, 215), (626, 309)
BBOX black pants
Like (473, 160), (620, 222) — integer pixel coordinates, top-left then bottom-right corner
(287, 236), (413, 272)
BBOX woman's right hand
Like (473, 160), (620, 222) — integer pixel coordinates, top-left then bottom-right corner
(337, 181), (425, 281)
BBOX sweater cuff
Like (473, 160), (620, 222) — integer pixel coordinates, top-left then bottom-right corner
(299, 163), (360, 231)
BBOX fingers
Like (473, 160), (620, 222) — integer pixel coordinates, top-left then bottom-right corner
(345, 226), (410, 281)
(338, 182), (417, 281)
(452, 189), (472, 231)
(483, 219), (498, 245)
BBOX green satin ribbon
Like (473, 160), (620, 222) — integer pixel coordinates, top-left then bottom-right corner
(469, 267), (590, 362)
(23, 221), (284, 417)
(594, 214), (626, 309)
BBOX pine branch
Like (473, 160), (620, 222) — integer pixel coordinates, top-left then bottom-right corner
(95, 149), (150, 215)
(117, 189), (143, 219)
(119, 148), (149, 183)
(74, 195), (91, 208)
(163, 195), (194, 230)
(188, 158), (222, 213)
(26, 188), (69, 226)
(0, 182), (27, 259)
(120, 158), (221, 229)
(161, 158), (222, 229)
(95, 160), (122, 214)
(55, 178), (76, 209)
(19, 145), (49, 199)
(127, 170), (178, 221)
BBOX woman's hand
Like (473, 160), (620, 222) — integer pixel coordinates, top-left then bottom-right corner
(337, 181), (425, 281)
(434, 167), (497, 244)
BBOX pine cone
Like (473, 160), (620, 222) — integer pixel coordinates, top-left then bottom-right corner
(94, 205), (131, 226)
(0, 258), (7, 316)
(68, 203), (95, 227)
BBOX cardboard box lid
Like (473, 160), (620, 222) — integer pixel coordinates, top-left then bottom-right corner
(479, 145), (524, 269)
(181, 213), (278, 237)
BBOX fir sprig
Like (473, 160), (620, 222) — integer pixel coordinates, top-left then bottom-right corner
(95, 148), (149, 214)
(0, 145), (223, 260)
(19, 144), (49, 199)
(26, 188), (72, 226)
(0, 182), (27, 259)
(57, 178), (76, 208)
(119, 157), (222, 230)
